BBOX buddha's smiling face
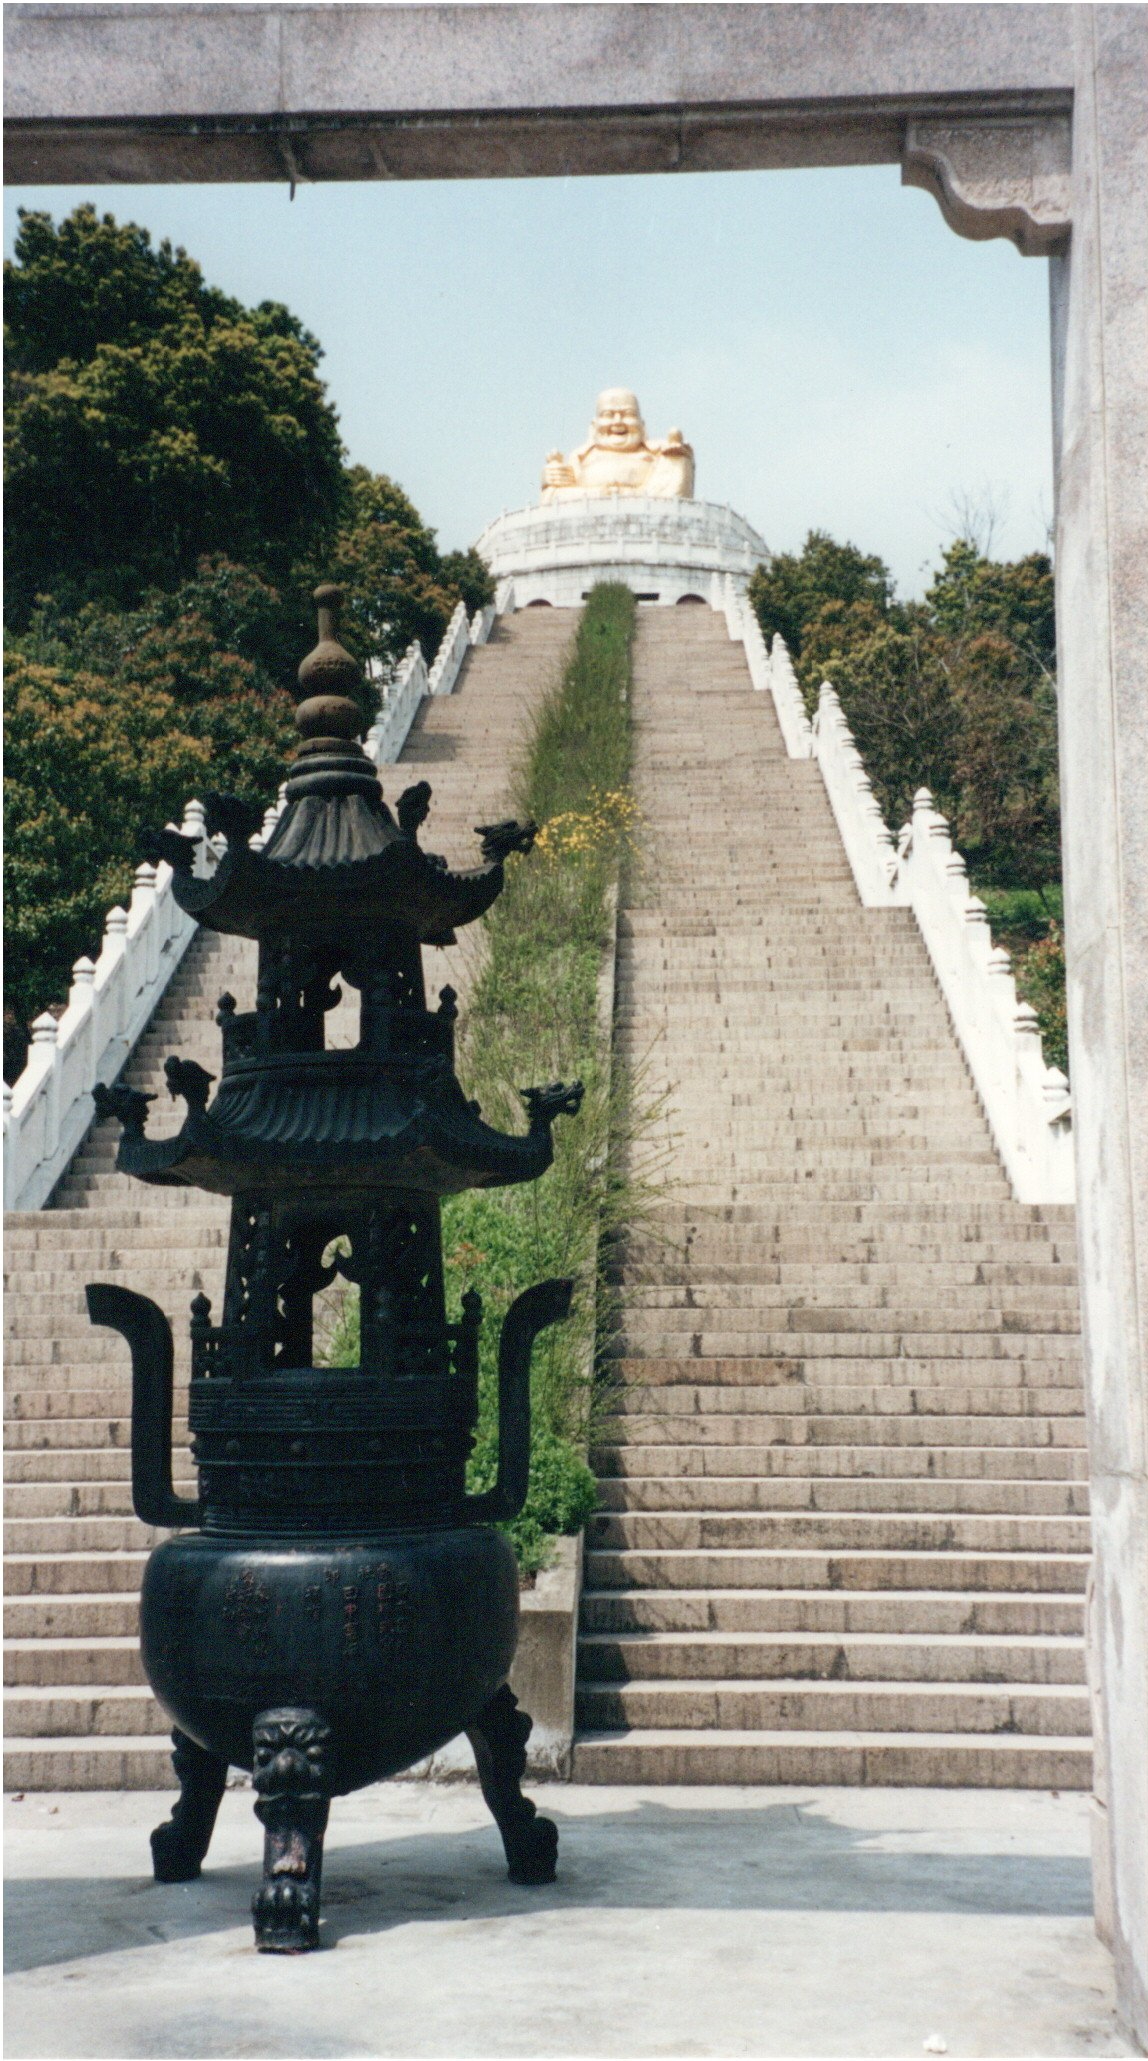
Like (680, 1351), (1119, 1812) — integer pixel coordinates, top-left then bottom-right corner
(593, 389), (646, 450)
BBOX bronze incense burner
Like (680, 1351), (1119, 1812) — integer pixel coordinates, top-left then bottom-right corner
(88, 588), (582, 1952)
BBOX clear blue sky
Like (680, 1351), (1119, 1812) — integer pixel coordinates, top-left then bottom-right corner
(5, 167), (1055, 598)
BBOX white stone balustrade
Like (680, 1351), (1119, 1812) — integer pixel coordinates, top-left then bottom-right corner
(364, 640), (430, 768)
(720, 576), (774, 699)
(426, 600), (471, 697)
(812, 682), (899, 904)
(3, 801), (220, 1212)
(364, 598), (495, 766)
(894, 787), (1074, 1203)
(470, 595), (501, 643)
(712, 613), (1071, 1205)
(803, 667), (1073, 1204)
(765, 631), (815, 759)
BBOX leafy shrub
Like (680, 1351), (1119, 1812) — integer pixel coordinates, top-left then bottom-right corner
(1012, 923), (1069, 1075)
(748, 529), (1062, 891)
(2, 202), (495, 1052)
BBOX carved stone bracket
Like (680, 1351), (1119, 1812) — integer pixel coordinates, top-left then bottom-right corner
(902, 115), (1071, 257)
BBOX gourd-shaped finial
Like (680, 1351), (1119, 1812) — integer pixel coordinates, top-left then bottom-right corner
(295, 584), (362, 741)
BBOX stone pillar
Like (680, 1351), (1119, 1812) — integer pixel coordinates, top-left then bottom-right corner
(1055, 8), (1148, 2045)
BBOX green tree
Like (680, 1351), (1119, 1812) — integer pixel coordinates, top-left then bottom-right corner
(5, 204), (245, 375)
(950, 630), (1060, 887)
(4, 563), (298, 1050)
(320, 465), (494, 677)
(926, 540), (1056, 677)
(4, 205), (345, 624)
(440, 547), (499, 619)
(3, 653), (212, 1039)
(926, 542), (1060, 885)
(817, 618), (961, 829)
(748, 529), (894, 658)
(796, 596), (888, 705)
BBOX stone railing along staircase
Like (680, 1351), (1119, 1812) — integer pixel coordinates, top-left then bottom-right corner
(573, 605), (1088, 1787)
(3, 605), (575, 1788)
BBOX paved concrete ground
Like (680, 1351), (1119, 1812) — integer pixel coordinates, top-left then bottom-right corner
(3, 1785), (1129, 2060)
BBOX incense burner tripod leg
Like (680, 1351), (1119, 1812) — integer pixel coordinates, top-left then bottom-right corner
(466, 1683), (558, 1885)
(151, 1728), (229, 1882)
(251, 1709), (332, 1954)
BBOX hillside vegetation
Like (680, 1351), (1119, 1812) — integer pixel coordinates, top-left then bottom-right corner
(3, 205), (492, 1075)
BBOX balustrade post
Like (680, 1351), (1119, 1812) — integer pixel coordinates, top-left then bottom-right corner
(102, 907), (130, 1045)
(68, 956), (97, 1005)
(1043, 1067), (1074, 1201)
(30, 1013), (61, 1169)
(1013, 1001), (1051, 1187)
(181, 800), (208, 879)
(987, 945), (1017, 1013)
(132, 862), (159, 988)
(962, 896), (991, 965)
(945, 852), (969, 903)
(911, 788), (935, 842)
(2, 1081), (14, 1211)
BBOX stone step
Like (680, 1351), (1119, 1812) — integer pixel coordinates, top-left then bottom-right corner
(603, 1383), (1084, 1421)
(6, 1331), (199, 1364)
(593, 1417), (1088, 1450)
(4, 1417), (154, 1448)
(643, 1202), (1075, 1226)
(575, 1677), (1090, 1736)
(583, 1547), (1089, 1593)
(618, 1243), (1077, 1271)
(4, 1683), (165, 1736)
(613, 1262), (1079, 1289)
(622, 1184), (1014, 1205)
(5, 1594), (142, 1639)
(4, 1480), (194, 1517)
(621, 1285), (1082, 1315)
(5, 1637), (145, 1686)
(5, 1552), (152, 1595)
(578, 1587), (1085, 1637)
(570, 1729), (1092, 1787)
(7, 1269), (226, 1296)
(4, 1518), (163, 1554)
(616, 1303), (1081, 1335)
(6, 1213), (225, 1240)
(630, 1230), (1065, 1261)
(576, 1628), (1086, 1685)
(585, 1510), (1091, 1555)
(593, 1474), (1089, 1515)
(6, 1392), (190, 1423)
(590, 1443), (1089, 1480)
(3, 1736), (177, 1790)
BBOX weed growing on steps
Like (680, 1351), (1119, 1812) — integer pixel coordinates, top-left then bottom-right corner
(328, 584), (663, 1573)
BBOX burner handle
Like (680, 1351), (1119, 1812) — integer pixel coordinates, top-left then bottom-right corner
(86, 1284), (202, 1531)
(464, 1278), (574, 1524)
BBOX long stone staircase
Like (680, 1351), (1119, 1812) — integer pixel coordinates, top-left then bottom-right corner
(572, 607), (1090, 1786)
(3, 608), (575, 1789)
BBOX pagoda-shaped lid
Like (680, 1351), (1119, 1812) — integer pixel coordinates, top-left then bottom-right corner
(146, 586), (531, 946)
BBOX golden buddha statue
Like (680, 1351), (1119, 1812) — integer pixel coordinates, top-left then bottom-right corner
(541, 388), (694, 501)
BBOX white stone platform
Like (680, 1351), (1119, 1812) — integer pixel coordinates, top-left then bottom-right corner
(474, 495), (769, 607)
(3, 1786), (1128, 2058)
